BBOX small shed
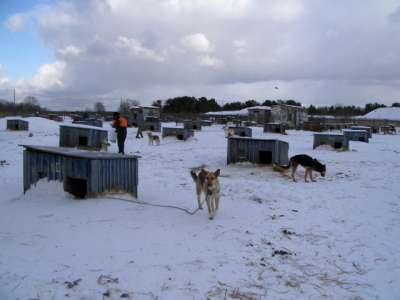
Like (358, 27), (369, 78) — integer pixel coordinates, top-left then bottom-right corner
(350, 126), (372, 138)
(228, 126), (252, 137)
(227, 137), (289, 165)
(313, 133), (349, 150)
(183, 120), (202, 131)
(162, 127), (194, 141)
(7, 119), (29, 131)
(22, 145), (138, 198)
(264, 123), (287, 134)
(343, 129), (369, 143)
(72, 118), (103, 128)
(59, 125), (108, 150)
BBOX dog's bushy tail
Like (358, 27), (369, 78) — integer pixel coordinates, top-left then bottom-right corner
(190, 170), (198, 182)
(272, 161), (291, 172)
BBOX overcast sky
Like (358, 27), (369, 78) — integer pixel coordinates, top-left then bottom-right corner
(1, 0), (400, 110)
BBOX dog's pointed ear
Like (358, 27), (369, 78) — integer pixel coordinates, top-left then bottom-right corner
(214, 169), (220, 177)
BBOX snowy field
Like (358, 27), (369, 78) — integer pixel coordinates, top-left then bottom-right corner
(0, 117), (399, 300)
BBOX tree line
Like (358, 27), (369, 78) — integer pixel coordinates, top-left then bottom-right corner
(0, 96), (45, 115)
(2, 95), (399, 117)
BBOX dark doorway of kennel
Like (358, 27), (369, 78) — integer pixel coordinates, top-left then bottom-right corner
(78, 136), (88, 147)
(177, 134), (184, 140)
(334, 142), (342, 149)
(193, 125), (198, 130)
(65, 176), (87, 198)
(275, 127), (280, 133)
(150, 125), (155, 131)
(240, 131), (246, 137)
(259, 151), (273, 164)
(358, 137), (365, 142)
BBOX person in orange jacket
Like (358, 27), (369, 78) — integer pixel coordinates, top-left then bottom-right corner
(112, 112), (128, 154)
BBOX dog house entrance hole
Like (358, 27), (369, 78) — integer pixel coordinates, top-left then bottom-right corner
(15, 124), (19, 130)
(259, 151), (272, 164)
(275, 127), (280, 133)
(193, 125), (198, 130)
(78, 136), (88, 146)
(177, 134), (184, 140)
(358, 137), (365, 142)
(150, 125), (155, 131)
(240, 131), (246, 137)
(65, 177), (87, 198)
(334, 142), (342, 149)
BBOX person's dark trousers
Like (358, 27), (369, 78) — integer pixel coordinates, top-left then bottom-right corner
(136, 128), (143, 138)
(117, 128), (127, 154)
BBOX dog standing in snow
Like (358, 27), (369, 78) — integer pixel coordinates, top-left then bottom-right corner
(147, 132), (160, 146)
(190, 168), (221, 220)
(273, 154), (326, 182)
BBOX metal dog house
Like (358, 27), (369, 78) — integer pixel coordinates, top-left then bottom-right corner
(7, 119), (29, 131)
(228, 126), (252, 137)
(313, 133), (349, 150)
(22, 145), (139, 198)
(183, 120), (202, 131)
(162, 127), (194, 141)
(227, 137), (289, 165)
(343, 129), (369, 143)
(59, 125), (108, 151)
(350, 126), (372, 138)
(264, 123), (287, 134)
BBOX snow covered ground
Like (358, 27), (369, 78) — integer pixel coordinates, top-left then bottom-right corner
(0, 117), (399, 300)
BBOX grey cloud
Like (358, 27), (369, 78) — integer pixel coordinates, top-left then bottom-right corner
(3, 0), (400, 109)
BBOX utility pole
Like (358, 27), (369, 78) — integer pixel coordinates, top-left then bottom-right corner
(13, 88), (16, 116)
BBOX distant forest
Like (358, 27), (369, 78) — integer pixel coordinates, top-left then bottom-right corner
(1, 95), (400, 117)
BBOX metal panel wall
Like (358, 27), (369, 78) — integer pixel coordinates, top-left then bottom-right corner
(23, 147), (138, 197)
(7, 119), (29, 131)
(343, 130), (369, 143)
(313, 134), (349, 150)
(162, 127), (194, 140)
(264, 123), (286, 134)
(183, 121), (202, 131)
(227, 138), (289, 165)
(228, 126), (252, 137)
(350, 126), (372, 138)
(59, 126), (108, 150)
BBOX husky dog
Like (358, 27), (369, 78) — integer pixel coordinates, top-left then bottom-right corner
(147, 132), (160, 145)
(190, 168), (221, 220)
(274, 154), (326, 182)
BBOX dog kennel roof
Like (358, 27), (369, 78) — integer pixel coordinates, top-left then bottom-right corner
(60, 124), (108, 131)
(20, 145), (139, 159)
(313, 133), (344, 136)
(228, 136), (288, 144)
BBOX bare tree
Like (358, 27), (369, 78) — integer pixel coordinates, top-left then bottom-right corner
(119, 98), (140, 117)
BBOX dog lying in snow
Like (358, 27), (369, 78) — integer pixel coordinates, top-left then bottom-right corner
(273, 154), (326, 182)
(190, 168), (221, 220)
(224, 126), (235, 138)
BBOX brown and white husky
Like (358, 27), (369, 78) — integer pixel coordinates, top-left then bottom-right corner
(190, 168), (221, 220)
(147, 132), (160, 145)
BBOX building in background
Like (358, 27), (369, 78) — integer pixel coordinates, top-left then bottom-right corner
(129, 106), (161, 126)
(271, 104), (308, 128)
(247, 106), (272, 124)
